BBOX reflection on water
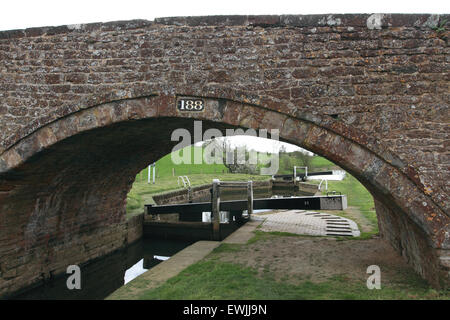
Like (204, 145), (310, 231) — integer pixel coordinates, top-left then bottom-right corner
(124, 259), (147, 285)
(123, 254), (170, 285)
(11, 238), (193, 300)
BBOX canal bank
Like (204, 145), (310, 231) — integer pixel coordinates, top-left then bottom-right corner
(106, 178), (332, 299)
(105, 213), (450, 300)
(106, 220), (261, 300)
(8, 180), (320, 299)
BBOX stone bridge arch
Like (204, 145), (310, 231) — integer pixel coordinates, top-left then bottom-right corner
(0, 14), (448, 296)
(0, 92), (448, 296)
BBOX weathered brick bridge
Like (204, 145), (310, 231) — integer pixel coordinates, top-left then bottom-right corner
(0, 14), (448, 296)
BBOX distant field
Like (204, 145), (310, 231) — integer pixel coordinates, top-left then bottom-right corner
(127, 145), (274, 216)
(138, 146), (228, 179)
(127, 147), (344, 217)
(310, 156), (336, 170)
(277, 153), (338, 175)
(137, 146), (337, 179)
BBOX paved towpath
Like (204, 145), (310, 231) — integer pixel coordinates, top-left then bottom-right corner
(253, 210), (360, 237)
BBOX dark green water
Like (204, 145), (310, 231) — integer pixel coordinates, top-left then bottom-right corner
(11, 238), (193, 300)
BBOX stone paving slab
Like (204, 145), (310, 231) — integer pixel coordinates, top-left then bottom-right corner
(222, 220), (261, 244)
(253, 210), (360, 237)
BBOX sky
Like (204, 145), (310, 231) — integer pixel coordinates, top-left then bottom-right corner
(1, 0), (447, 153)
(195, 136), (312, 153)
(0, 0), (448, 31)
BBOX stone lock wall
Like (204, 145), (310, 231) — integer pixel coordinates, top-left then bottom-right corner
(0, 14), (448, 296)
(126, 213), (144, 245)
(151, 180), (272, 205)
(152, 184), (213, 205)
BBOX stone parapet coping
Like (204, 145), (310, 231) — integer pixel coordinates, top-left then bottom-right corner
(1, 14), (448, 39)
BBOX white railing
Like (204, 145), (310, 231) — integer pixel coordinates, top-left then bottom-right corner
(294, 166), (308, 181)
(147, 163), (156, 184)
(318, 179), (328, 191)
(177, 176), (191, 189)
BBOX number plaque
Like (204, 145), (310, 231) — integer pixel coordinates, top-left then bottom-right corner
(177, 98), (204, 112)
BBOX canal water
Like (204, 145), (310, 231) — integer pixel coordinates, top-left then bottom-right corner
(11, 238), (194, 300)
(12, 185), (317, 300)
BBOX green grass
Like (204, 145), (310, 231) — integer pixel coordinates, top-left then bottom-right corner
(119, 225), (449, 300)
(310, 156), (336, 170)
(276, 153), (336, 175)
(139, 146), (228, 179)
(135, 260), (449, 300)
(211, 243), (244, 254)
(138, 145), (276, 179)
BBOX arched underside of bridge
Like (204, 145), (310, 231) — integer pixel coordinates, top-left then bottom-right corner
(0, 94), (448, 297)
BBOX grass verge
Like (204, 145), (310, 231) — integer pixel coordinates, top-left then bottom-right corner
(135, 259), (449, 300)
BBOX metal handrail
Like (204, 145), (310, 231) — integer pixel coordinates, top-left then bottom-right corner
(177, 176), (184, 188)
(184, 176), (191, 187)
(294, 166), (308, 181)
(318, 179), (328, 191)
(177, 176), (191, 189)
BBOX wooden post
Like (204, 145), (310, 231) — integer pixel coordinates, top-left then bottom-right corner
(172, 168), (175, 177)
(247, 180), (253, 218)
(212, 179), (221, 240)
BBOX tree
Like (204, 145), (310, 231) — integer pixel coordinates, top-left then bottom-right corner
(292, 151), (312, 169)
(203, 138), (258, 174)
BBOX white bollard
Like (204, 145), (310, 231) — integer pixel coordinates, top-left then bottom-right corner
(152, 164), (156, 184)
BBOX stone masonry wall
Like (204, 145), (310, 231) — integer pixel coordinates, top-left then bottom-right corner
(0, 14), (448, 294)
(126, 213), (144, 245)
(375, 199), (449, 288)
